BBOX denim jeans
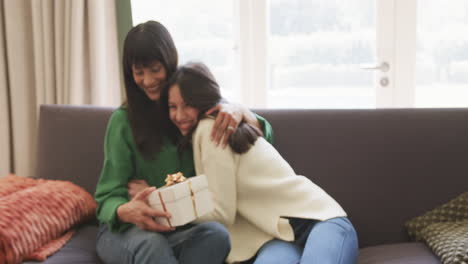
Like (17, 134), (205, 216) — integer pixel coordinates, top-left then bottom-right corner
(96, 221), (230, 264)
(253, 217), (358, 264)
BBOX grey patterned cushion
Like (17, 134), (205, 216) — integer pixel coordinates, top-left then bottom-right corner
(420, 220), (468, 264)
(405, 192), (468, 264)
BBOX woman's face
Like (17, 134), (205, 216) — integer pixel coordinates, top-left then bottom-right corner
(132, 61), (167, 101)
(168, 84), (200, 136)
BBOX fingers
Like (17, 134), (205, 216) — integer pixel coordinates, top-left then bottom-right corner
(139, 208), (174, 232)
(133, 187), (156, 201)
(133, 188), (174, 232)
(210, 110), (223, 141)
(213, 112), (232, 146)
(145, 207), (171, 219)
(209, 103), (244, 145)
(128, 189), (137, 200)
(128, 180), (151, 199)
(118, 199), (174, 232)
(221, 120), (237, 148)
(205, 105), (220, 116)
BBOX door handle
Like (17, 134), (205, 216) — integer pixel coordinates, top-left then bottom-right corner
(360, 62), (390, 73)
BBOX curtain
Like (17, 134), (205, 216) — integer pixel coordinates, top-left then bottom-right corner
(0, 0), (122, 177)
(115, 0), (133, 98)
(0, 1), (11, 176)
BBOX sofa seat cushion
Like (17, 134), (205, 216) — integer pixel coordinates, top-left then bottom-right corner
(22, 225), (102, 264)
(358, 242), (441, 264)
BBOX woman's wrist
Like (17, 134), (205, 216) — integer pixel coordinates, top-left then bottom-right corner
(116, 203), (128, 223)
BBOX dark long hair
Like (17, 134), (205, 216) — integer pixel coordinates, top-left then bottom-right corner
(161, 62), (261, 154)
(122, 20), (178, 159)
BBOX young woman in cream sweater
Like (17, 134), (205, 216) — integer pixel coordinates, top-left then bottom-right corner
(160, 62), (359, 264)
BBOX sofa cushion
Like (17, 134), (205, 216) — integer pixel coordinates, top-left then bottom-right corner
(358, 242), (440, 264)
(419, 220), (468, 264)
(0, 175), (96, 263)
(404, 192), (468, 263)
(22, 225), (102, 264)
(0, 174), (46, 196)
(405, 192), (468, 241)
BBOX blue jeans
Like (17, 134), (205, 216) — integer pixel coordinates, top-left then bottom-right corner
(96, 222), (230, 264)
(253, 217), (358, 264)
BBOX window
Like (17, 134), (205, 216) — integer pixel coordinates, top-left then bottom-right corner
(131, 0), (468, 109)
(131, 0), (237, 101)
(415, 0), (468, 107)
(268, 0), (376, 108)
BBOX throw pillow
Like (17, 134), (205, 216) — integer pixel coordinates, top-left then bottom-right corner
(420, 220), (468, 264)
(405, 192), (468, 241)
(0, 174), (46, 197)
(405, 192), (468, 264)
(0, 175), (97, 264)
(25, 230), (76, 261)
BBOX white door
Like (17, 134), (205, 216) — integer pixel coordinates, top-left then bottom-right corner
(263, 0), (380, 108)
(262, 0), (408, 109)
(376, 0), (468, 108)
(374, 0), (416, 108)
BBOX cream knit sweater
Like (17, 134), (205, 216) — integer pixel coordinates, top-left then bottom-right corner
(193, 118), (346, 263)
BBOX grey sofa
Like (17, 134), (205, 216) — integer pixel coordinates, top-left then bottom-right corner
(26, 104), (468, 264)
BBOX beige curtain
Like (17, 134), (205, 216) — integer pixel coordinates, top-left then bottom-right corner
(0, 1), (11, 176)
(0, 0), (121, 177)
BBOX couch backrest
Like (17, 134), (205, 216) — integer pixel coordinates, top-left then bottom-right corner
(37, 104), (468, 248)
(36, 105), (113, 195)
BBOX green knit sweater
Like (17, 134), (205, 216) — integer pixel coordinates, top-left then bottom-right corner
(94, 108), (273, 232)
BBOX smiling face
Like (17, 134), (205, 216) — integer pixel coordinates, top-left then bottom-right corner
(132, 61), (167, 101)
(168, 84), (200, 136)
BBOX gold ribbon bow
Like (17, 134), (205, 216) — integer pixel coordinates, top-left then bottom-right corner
(164, 172), (187, 186)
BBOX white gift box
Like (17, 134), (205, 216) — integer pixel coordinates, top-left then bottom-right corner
(148, 175), (214, 227)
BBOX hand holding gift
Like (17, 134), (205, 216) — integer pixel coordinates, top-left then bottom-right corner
(148, 172), (214, 227)
(117, 187), (175, 232)
(127, 179), (151, 199)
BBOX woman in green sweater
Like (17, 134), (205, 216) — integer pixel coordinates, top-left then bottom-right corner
(94, 21), (273, 264)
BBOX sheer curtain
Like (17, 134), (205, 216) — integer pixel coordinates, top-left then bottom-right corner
(0, 0), (122, 177)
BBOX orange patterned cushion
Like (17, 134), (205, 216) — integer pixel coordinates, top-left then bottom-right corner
(0, 174), (45, 197)
(0, 175), (96, 264)
(25, 230), (76, 261)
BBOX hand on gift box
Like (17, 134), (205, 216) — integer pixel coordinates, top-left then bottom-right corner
(128, 179), (151, 200)
(117, 187), (175, 232)
(148, 174), (214, 227)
